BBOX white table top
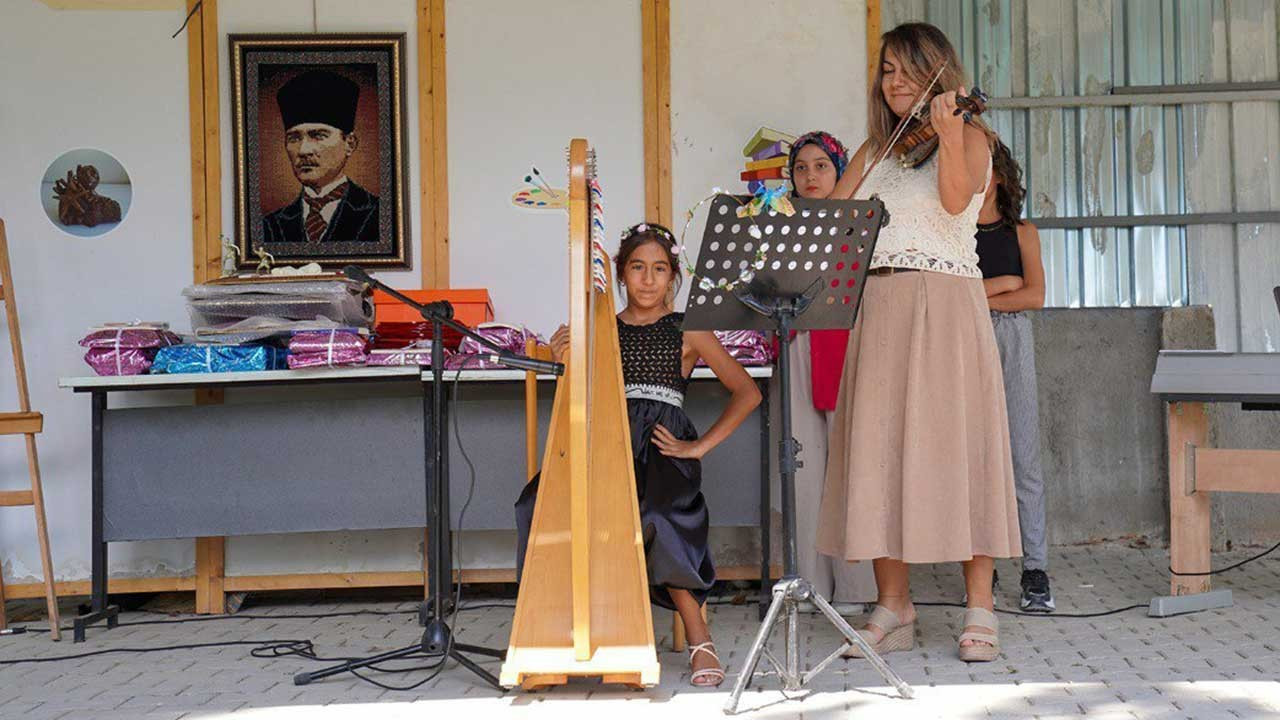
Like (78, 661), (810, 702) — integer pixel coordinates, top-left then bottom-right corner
(59, 364), (771, 391)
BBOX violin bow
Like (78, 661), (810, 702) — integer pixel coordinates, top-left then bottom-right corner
(846, 61), (949, 200)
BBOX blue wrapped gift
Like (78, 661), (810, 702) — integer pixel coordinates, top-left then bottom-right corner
(151, 344), (289, 374)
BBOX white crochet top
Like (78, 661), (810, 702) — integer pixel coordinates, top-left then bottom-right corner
(859, 151), (991, 278)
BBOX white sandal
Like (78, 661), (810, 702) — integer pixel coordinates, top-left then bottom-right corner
(688, 641), (725, 687)
(843, 604), (915, 658)
(958, 607), (1000, 662)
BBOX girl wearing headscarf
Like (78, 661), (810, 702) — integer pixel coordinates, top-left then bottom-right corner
(785, 131), (877, 613)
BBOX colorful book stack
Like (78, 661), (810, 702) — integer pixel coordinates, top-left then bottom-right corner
(741, 126), (797, 193)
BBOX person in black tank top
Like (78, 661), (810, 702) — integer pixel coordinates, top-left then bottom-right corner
(515, 223), (762, 687)
(976, 139), (1055, 613)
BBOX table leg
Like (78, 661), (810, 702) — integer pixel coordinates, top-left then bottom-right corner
(758, 378), (771, 620)
(1168, 401), (1211, 596)
(74, 391), (118, 642)
(195, 537), (226, 614)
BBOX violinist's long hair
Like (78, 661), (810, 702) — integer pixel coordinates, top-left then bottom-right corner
(869, 23), (994, 156)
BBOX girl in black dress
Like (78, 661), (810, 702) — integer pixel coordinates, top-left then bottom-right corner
(516, 223), (761, 687)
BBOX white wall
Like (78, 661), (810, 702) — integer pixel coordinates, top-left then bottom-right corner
(447, 0), (646, 336)
(1, 1), (196, 583)
(1, 0), (868, 584)
(669, 0), (868, 308)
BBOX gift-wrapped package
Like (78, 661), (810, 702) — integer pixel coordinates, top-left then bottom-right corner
(183, 277), (372, 330)
(697, 329), (773, 367)
(446, 323), (545, 370)
(371, 321), (465, 351)
(287, 329), (368, 355)
(79, 325), (181, 376)
(287, 349), (367, 369)
(83, 347), (155, 376)
(366, 344), (450, 367)
(151, 344), (289, 374)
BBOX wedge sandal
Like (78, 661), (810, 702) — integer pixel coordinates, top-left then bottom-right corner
(842, 604), (915, 658)
(958, 607), (1000, 662)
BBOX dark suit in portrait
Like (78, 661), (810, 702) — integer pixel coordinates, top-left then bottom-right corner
(262, 181), (380, 244)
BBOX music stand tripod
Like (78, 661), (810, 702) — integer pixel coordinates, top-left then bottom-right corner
(680, 197), (913, 713)
(293, 267), (563, 690)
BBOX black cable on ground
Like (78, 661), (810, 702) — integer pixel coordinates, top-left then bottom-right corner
(1168, 538), (1280, 576)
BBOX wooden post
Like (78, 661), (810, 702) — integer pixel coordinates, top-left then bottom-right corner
(1167, 402), (1211, 596)
(418, 0), (450, 289)
(866, 0), (882, 85)
(195, 536), (225, 614)
(641, 0), (672, 228)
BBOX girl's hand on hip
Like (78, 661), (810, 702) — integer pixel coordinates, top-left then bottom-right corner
(651, 423), (705, 459)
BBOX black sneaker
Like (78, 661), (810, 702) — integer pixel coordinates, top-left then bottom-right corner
(1020, 569), (1055, 612)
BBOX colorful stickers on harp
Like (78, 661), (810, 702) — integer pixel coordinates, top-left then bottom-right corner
(590, 178), (608, 292)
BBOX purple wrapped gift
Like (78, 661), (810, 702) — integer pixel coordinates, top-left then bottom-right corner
(366, 344), (449, 367)
(455, 323), (542, 356)
(79, 327), (181, 349)
(697, 329), (772, 367)
(443, 353), (503, 371)
(286, 347), (367, 369)
(287, 329), (368, 355)
(84, 347), (154, 376)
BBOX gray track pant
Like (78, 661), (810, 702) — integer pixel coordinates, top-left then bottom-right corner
(991, 311), (1047, 571)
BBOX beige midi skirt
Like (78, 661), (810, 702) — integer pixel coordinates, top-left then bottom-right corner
(815, 271), (1022, 564)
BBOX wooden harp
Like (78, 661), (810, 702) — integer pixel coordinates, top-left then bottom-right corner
(500, 139), (660, 690)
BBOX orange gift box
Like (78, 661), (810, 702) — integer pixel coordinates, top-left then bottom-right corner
(372, 288), (495, 328)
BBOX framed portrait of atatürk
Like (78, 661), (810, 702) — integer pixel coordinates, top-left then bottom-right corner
(230, 34), (410, 269)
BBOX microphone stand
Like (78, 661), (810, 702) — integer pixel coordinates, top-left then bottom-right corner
(294, 271), (561, 690)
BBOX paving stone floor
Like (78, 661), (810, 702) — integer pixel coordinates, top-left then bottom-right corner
(1, 542), (1278, 719)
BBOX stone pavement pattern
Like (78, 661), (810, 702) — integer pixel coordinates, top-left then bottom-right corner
(1, 542), (1278, 719)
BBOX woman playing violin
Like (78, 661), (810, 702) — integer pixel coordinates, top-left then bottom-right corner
(818, 22), (1022, 663)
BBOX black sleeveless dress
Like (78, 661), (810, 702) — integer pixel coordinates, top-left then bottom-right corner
(515, 312), (716, 610)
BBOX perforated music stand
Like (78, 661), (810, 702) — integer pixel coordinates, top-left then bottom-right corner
(683, 196), (913, 713)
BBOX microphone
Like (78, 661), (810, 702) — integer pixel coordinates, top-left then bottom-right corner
(488, 353), (565, 376)
(343, 265), (454, 320)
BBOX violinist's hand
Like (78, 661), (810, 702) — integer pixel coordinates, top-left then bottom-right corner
(930, 86), (967, 145)
(549, 324), (570, 363)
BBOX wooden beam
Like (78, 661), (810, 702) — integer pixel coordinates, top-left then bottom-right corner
(1168, 402), (1211, 596)
(641, 0), (672, 228)
(418, 0), (450, 289)
(195, 536), (225, 614)
(186, 0), (220, 284)
(40, 0), (182, 8)
(0, 490), (34, 507)
(1194, 448), (1280, 495)
(866, 0), (882, 85)
(3, 576), (196, 600)
(0, 411), (42, 435)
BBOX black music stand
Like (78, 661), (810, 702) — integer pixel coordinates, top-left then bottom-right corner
(293, 273), (561, 691)
(681, 196), (913, 712)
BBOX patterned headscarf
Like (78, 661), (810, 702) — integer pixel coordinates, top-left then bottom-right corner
(787, 130), (849, 197)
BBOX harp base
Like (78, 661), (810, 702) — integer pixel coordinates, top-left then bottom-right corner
(723, 576), (913, 715)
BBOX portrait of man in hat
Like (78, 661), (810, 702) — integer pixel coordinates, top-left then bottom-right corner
(232, 34), (410, 268)
(262, 69), (380, 244)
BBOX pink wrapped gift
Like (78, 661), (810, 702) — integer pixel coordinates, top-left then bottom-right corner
(287, 329), (368, 355)
(455, 323), (542, 356)
(698, 329), (772, 367)
(286, 349), (367, 369)
(79, 327), (181, 349)
(366, 344), (449, 367)
(84, 347), (154, 376)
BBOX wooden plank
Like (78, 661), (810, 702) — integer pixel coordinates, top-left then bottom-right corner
(0, 490), (34, 507)
(199, 0), (221, 283)
(1167, 402), (1211, 596)
(1194, 448), (1280, 494)
(195, 536), (225, 614)
(640, 0), (672, 227)
(866, 0), (881, 84)
(418, 0), (450, 288)
(186, 0), (208, 283)
(3, 576), (196, 600)
(0, 411), (42, 435)
(39, 0), (182, 8)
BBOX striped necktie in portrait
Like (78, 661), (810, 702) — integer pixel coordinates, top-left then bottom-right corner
(303, 182), (349, 243)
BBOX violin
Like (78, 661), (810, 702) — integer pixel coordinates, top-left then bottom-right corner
(892, 87), (989, 168)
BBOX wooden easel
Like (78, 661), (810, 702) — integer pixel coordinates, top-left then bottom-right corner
(0, 219), (61, 641)
(500, 140), (660, 690)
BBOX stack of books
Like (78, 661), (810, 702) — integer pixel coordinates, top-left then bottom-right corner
(741, 127), (797, 193)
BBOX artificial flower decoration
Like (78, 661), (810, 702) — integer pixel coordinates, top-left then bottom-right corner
(737, 184), (796, 219)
